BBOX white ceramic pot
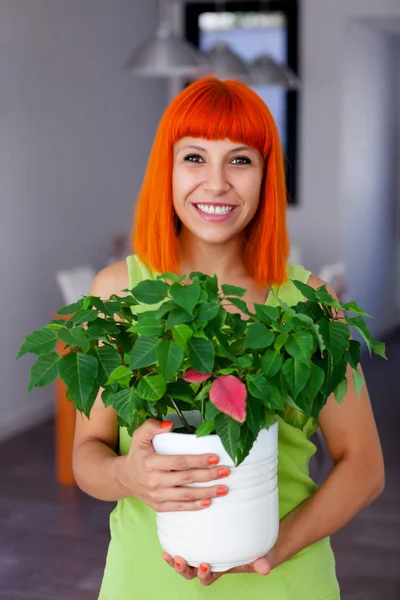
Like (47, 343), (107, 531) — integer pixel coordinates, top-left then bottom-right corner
(152, 411), (279, 572)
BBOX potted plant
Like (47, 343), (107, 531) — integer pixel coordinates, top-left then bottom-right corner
(17, 271), (386, 571)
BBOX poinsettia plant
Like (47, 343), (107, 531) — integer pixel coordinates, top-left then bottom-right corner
(17, 271), (386, 466)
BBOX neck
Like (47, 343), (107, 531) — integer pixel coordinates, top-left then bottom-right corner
(177, 230), (248, 281)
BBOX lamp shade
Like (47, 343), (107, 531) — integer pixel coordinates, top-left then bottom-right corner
(202, 42), (252, 83)
(125, 26), (207, 77)
(251, 55), (300, 89)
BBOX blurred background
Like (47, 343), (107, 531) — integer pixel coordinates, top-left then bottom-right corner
(1, 0), (399, 598)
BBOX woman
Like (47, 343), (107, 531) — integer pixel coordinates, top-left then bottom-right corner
(73, 77), (384, 599)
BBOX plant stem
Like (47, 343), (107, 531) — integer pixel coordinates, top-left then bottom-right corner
(170, 399), (195, 433)
(201, 396), (206, 422)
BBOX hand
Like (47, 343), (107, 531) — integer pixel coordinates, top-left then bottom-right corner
(161, 551), (273, 587)
(115, 419), (231, 511)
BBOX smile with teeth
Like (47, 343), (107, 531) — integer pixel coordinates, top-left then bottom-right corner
(195, 204), (235, 215)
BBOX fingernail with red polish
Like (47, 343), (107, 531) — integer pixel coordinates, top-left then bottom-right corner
(219, 467), (230, 478)
(160, 421), (173, 429)
(199, 563), (208, 573)
(202, 499), (211, 507)
(175, 560), (181, 568)
(217, 486), (228, 496)
(208, 456), (219, 465)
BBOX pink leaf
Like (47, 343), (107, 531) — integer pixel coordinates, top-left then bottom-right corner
(209, 376), (247, 423)
(181, 369), (212, 383)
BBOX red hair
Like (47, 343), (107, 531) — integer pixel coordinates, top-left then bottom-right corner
(132, 77), (290, 285)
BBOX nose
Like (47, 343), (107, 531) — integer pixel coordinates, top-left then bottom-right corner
(203, 163), (231, 196)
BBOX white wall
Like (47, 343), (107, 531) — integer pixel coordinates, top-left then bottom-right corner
(1, 0), (166, 441)
(288, 0), (400, 338)
(339, 23), (398, 338)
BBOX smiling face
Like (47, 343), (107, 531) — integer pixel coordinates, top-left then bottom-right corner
(172, 137), (264, 245)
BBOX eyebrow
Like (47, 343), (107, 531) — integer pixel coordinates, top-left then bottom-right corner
(176, 144), (258, 157)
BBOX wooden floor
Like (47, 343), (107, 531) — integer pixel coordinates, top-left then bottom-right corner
(1, 330), (399, 599)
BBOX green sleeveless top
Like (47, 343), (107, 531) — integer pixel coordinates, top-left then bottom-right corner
(98, 255), (340, 600)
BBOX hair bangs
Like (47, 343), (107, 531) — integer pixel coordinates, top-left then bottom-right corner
(168, 79), (271, 159)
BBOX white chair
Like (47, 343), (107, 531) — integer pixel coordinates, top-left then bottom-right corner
(55, 266), (96, 306)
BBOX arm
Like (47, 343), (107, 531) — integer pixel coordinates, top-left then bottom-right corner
(270, 275), (385, 567)
(72, 261), (131, 501)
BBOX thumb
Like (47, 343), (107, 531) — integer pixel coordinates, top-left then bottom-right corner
(252, 555), (272, 576)
(132, 418), (174, 453)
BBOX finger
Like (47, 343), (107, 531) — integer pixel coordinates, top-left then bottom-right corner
(161, 552), (174, 568)
(198, 563), (216, 586)
(133, 419), (174, 457)
(156, 482), (229, 504)
(162, 465), (230, 488)
(252, 556), (272, 576)
(174, 556), (197, 580)
(149, 452), (221, 472)
(154, 497), (214, 512)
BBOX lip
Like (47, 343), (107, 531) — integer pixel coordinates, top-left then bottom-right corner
(192, 203), (238, 222)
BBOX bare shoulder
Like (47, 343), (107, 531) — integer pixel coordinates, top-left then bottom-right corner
(306, 273), (338, 299)
(90, 259), (129, 300)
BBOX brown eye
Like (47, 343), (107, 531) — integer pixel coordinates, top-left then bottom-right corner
(184, 154), (204, 163)
(232, 156), (251, 165)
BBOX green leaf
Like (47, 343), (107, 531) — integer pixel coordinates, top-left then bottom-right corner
(91, 345), (122, 387)
(346, 340), (361, 369)
(214, 413), (241, 464)
(325, 359), (348, 397)
(261, 350), (282, 378)
(221, 283), (247, 298)
(188, 337), (214, 374)
(315, 286), (342, 308)
(128, 319), (163, 337)
(334, 377), (348, 405)
(371, 339), (387, 360)
(274, 333), (289, 352)
(284, 331), (314, 364)
(206, 400), (220, 421)
(353, 368), (365, 399)
(112, 387), (142, 424)
(156, 340), (184, 381)
(171, 324), (193, 351)
(106, 365), (132, 387)
(157, 272), (185, 283)
(246, 396), (263, 436)
(17, 328), (57, 359)
(166, 380), (195, 403)
(346, 317), (373, 354)
(57, 328), (76, 348)
(27, 352), (61, 393)
(279, 405), (307, 430)
(170, 282), (201, 315)
(195, 421), (215, 437)
(197, 302), (221, 322)
(317, 320), (350, 362)
(303, 363), (325, 403)
(265, 384), (285, 410)
(56, 298), (85, 315)
(71, 310), (99, 326)
(246, 373), (271, 400)
(166, 308), (193, 328)
(58, 352), (99, 416)
(245, 323), (274, 350)
(133, 279), (169, 304)
(282, 358), (310, 399)
(254, 304), (280, 324)
(85, 296), (117, 318)
(226, 296), (252, 316)
(342, 301), (372, 317)
(130, 337), (159, 370)
(137, 375), (166, 401)
(69, 326), (91, 352)
(237, 354), (253, 368)
(291, 280), (318, 301)
(263, 407), (277, 429)
(236, 424), (256, 466)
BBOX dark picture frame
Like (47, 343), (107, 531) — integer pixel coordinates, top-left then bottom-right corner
(184, 1), (299, 205)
